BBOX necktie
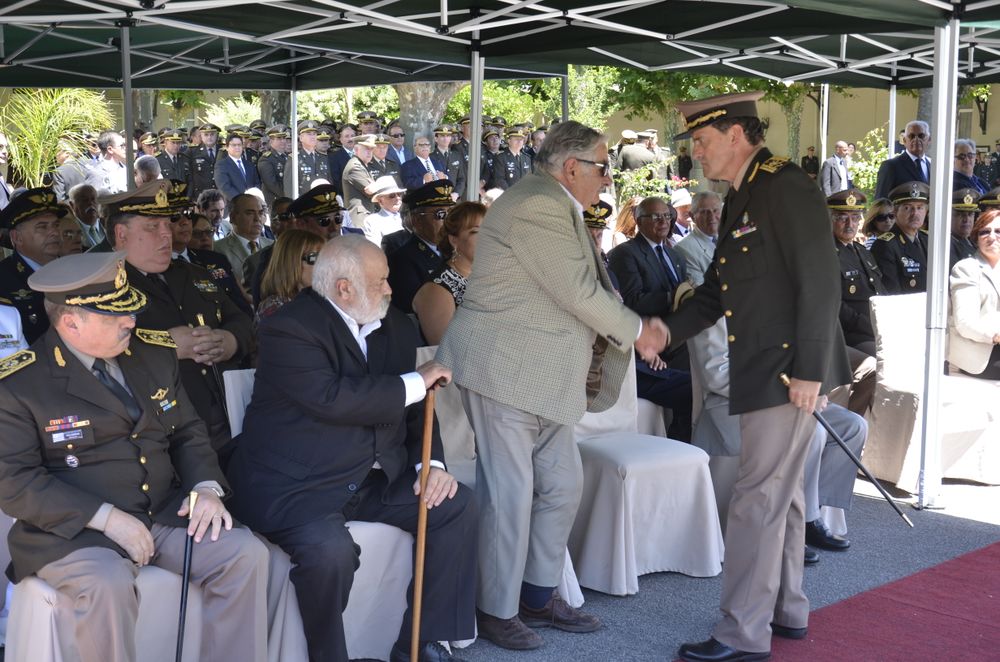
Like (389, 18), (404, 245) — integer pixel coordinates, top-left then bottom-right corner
(655, 245), (679, 288)
(237, 158), (246, 180)
(916, 158), (928, 182)
(249, 240), (258, 254)
(424, 159), (434, 175)
(93, 358), (141, 422)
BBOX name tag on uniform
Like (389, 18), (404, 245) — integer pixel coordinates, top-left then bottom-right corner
(901, 256), (921, 273)
(160, 399), (178, 413)
(193, 280), (219, 293)
(51, 429), (84, 444)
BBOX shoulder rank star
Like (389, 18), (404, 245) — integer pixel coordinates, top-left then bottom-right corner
(0, 350), (36, 379)
(135, 328), (178, 348)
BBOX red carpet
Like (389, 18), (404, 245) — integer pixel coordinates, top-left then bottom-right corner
(772, 541), (1000, 661)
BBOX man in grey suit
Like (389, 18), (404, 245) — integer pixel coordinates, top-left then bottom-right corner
(436, 121), (668, 650)
(819, 141), (850, 197)
(213, 193), (273, 287)
(675, 191), (722, 286)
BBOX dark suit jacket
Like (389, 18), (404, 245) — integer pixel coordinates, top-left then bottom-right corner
(0, 329), (223, 581)
(608, 236), (687, 317)
(328, 149), (353, 196)
(214, 155), (261, 201)
(0, 252), (48, 344)
(400, 157), (435, 191)
(667, 149), (852, 414)
(381, 229), (412, 257)
(126, 260), (254, 442)
(387, 235), (443, 314)
(953, 170), (989, 194)
(225, 290), (443, 533)
(875, 152), (928, 199)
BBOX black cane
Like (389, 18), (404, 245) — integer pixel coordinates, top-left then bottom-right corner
(196, 314), (229, 422)
(176, 490), (199, 662)
(779, 374), (914, 528)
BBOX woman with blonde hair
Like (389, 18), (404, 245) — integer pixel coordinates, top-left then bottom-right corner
(611, 195), (643, 247)
(257, 228), (326, 321)
(412, 201), (486, 344)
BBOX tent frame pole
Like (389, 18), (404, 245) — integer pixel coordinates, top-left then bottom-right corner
(467, 31), (484, 202)
(120, 20), (135, 187)
(918, 17), (960, 510)
(888, 63), (898, 154)
(819, 83), (829, 163)
(290, 50), (299, 197)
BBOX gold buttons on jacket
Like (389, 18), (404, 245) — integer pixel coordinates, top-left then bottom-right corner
(131, 433), (139, 440)
(719, 257), (727, 264)
(725, 310), (733, 317)
(141, 483), (150, 492)
(742, 246), (749, 253)
(721, 284), (728, 291)
(140, 456), (147, 464)
(728, 335), (735, 343)
(782, 343), (790, 349)
(66, 444), (74, 450)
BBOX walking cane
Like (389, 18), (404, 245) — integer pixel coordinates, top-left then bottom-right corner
(411, 389), (436, 662)
(176, 490), (199, 662)
(196, 314), (229, 422)
(779, 374), (914, 527)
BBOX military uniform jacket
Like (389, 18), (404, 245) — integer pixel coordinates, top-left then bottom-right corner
(836, 240), (887, 347)
(126, 261), (254, 439)
(0, 329), (224, 581)
(342, 156), (377, 224)
(870, 226), (929, 293)
(480, 151), (503, 190)
(156, 152), (189, 184)
(386, 235), (443, 314)
(950, 234), (977, 270)
(284, 150), (330, 197)
(667, 148), (851, 415)
(187, 146), (221, 201)
(256, 150), (287, 206)
(0, 253), (48, 344)
(431, 148), (466, 198)
(495, 150), (533, 190)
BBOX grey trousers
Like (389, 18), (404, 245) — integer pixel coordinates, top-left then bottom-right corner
(36, 523), (269, 662)
(460, 387), (583, 618)
(712, 402), (815, 653)
(803, 403), (868, 521)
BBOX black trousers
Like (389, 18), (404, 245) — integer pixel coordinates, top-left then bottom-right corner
(263, 470), (478, 662)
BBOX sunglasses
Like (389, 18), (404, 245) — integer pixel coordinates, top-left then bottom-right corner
(638, 213), (674, 223)
(316, 214), (343, 227)
(302, 251), (320, 265)
(977, 228), (1000, 238)
(955, 153), (976, 161)
(576, 158), (611, 177)
(415, 208), (448, 220)
(872, 213), (896, 223)
(390, 133), (405, 138)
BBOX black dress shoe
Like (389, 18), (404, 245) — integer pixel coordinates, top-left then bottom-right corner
(804, 546), (820, 565)
(677, 638), (770, 661)
(389, 641), (467, 662)
(805, 518), (850, 551)
(770, 623), (808, 639)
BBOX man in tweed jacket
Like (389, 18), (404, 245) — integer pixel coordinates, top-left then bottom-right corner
(436, 121), (668, 650)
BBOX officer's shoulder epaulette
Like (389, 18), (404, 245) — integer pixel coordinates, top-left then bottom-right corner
(919, 227), (929, 234)
(261, 150), (272, 157)
(877, 232), (895, 241)
(758, 156), (789, 174)
(135, 328), (178, 349)
(0, 296), (11, 305)
(0, 350), (35, 380)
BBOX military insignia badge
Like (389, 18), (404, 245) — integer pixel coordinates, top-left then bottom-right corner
(136, 328), (178, 348)
(151, 388), (169, 400)
(964, 193), (975, 205)
(846, 193), (857, 207)
(0, 350), (35, 380)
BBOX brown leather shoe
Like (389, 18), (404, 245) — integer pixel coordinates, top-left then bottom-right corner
(476, 609), (544, 650)
(519, 594), (602, 633)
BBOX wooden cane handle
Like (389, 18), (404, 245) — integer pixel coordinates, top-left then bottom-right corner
(411, 390), (435, 661)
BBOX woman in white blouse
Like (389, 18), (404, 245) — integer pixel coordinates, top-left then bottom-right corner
(949, 208), (1000, 379)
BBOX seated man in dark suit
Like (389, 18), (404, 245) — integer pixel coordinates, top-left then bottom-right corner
(226, 234), (476, 662)
(874, 120), (931, 199)
(387, 181), (451, 314)
(608, 195), (693, 441)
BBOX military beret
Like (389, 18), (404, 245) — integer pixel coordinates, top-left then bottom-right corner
(674, 91), (765, 140)
(826, 188), (867, 211)
(28, 251), (146, 316)
(99, 179), (190, 219)
(0, 187), (68, 230)
(952, 188), (981, 211)
(980, 186), (1000, 208)
(583, 200), (614, 230)
(403, 180), (455, 209)
(287, 184), (342, 218)
(889, 181), (930, 205)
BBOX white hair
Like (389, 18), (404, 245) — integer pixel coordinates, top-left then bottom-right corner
(311, 234), (372, 299)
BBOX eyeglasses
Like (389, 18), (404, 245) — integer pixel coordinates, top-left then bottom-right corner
(832, 214), (863, 224)
(415, 142), (431, 147)
(977, 228), (1000, 238)
(638, 213), (674, 223)
(414, 208), (448, 220)
(906, 133), (928, 140)
(381, 192), (403, 199)
(955, 153), (976, 161)
(872, 213), (896, 223)
(302, 251), (320, 265)
(390, 133), (405, 138)
(276, 212), (293, 221)
(576, 158), (611, 177)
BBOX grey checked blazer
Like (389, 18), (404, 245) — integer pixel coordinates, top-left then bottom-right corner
(436, 171), (640, 425)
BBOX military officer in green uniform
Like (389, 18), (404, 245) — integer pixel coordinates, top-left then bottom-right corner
(0, 187), (68, 344)
(495, 129), (533, 190)
(186, 122), (222, 202)
(665, 92), (851, 662)
(950, 188), (980, 268)
(101, 180), (253, 463)
(284, 120), (330, 198)
(871, 181), (930, 293)
(0, 250), (268, 662)
(256, 124), (290, 208)
(155, 128), (189, 183)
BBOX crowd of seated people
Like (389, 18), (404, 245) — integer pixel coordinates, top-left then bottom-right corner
(3, 115), (1000, 662)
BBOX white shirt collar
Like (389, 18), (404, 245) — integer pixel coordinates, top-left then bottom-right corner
(555, 181), (585, 221)
(172, 247), (191, 261)
(906, 150), (925, 162)
(325, 296), (382, 359)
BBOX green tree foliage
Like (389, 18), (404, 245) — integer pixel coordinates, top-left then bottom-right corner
(847, 124), (889, 198)
(297, 86), (398, 124)
(1, 88), (114, 188)
(444, 81), (542, 125)
(159, 90), (206, 128)
(202, 96), (261, 128)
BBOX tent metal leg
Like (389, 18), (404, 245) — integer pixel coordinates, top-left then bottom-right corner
(120, 21), (134, 187)
(467, 41), (483, 201)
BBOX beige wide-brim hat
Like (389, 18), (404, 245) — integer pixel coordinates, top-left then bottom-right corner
(370, 176), (406, 203)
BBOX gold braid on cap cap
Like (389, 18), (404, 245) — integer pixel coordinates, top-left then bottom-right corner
(64, 261), (131, 306)
(686, 108), (728, 131)
(6, 191), (62, 227)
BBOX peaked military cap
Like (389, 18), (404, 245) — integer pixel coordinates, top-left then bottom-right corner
(433, 124), (453, 136)
(583, 200), (614, 229)
(373, 133), (392, 145)
(316, 126), (333, 141)
(674, 91), (765, 140)
(248, 119), (266, 132)
(353, 134), (377, 148)
(197, 123), (221, 134)
(288, 184), (342, 218)
(266, 124), (290, 138)
(161, 129), (186, 142)
(888, 181), (930, 205)
(403, 180), (455, 209)
(827, 188), (868, 211)
(357, 110), (379, 123)
(139, 132), (157, 146)
(29, 251), (147, 316)
(483, 129), (499, 140)
(99, 179), (190, 219)
(980, 186), (1000, 208)
(0, 187), (68, 230)
(952, 188), (981, 211)
(505, 129), (526, 140)
(298, 120), (321, 134)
